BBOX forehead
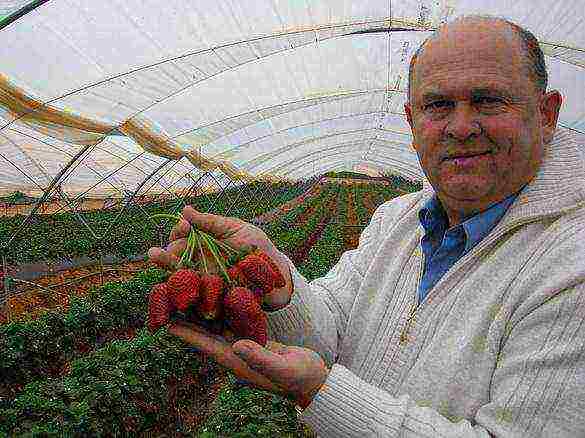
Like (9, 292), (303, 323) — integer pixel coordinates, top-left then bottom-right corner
(413, 22), (529, 96)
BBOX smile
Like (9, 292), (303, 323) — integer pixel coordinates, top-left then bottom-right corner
(446, 152), (491, 167)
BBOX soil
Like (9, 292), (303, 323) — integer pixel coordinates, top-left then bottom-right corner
(0, 259), (153, 324)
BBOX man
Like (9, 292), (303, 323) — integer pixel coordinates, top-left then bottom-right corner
(149, 15), (585, 437)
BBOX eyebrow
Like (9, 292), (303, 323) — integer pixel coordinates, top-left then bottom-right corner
(421, 88), (513, 102)
(471, 88), (512, 99)
(421, 93), (449, 103)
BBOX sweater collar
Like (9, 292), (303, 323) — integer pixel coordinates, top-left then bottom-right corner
(418, 128), (585, 228)
(418, 190), (520, 253)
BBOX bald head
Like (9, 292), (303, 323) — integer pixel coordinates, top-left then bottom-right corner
(407, 16), (547, 101)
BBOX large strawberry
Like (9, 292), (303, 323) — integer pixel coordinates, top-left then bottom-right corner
(147, 283), (173, 333)
(167, 269), (201, 312)
(252, 249), (286, 288)
(236, 254), (278, 296)
(198, 273), (225, 320)
(227, 265), (250, 288)
(223, 286), (267, 346)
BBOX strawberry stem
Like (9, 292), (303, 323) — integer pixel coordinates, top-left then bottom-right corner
(206, 234), (239, 255)
(196, 230), (208, 274)
(150, 213), (183, 222)
(200, 232), (231, 285)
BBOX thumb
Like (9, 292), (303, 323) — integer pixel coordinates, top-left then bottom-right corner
(232, 340), (288, 381)
(182, 205), (243, 238)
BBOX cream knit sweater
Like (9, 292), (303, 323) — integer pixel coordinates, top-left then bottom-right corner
(266, 128), (585, 437)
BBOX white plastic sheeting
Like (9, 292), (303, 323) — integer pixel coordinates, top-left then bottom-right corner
(1, 0), (584, 197)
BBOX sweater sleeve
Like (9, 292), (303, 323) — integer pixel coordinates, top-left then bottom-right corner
(298, 281), (585, 437)
(264, 202), (386, 367)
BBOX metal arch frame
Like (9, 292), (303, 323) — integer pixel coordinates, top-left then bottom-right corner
(0, 0), (51, 31)
(1, 9), (582, 186)
(172, 89), (407, 149)
(276, 145), (420, 179)
(283, 154), (388, 179)
(100, 158), (174, 237)
(281, 148), (422, 180)
(7, 126), (133, 197)
(1, 17), (417, 132)
(202, 109), (411, 162)
(251, 136), (417, 174)
(265, 145), (414, 179)
(242, 128), (413, 172)
(2, 142), (93, 248)
(290, 157), (421, 182)
(359, 157), (423, 181)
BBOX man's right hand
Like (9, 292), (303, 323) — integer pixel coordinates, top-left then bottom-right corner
(147, 205), (294, 311)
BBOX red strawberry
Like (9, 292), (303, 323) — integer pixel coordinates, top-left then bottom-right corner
(227, 265), (250, 288)
(167, 269), (200, 310)
(174, 288), (199, 313)
(253, 250), (286, 288)
(236, 254), (277, 296)
(198, 274), (225, 320)
(223, 286), (267, 346)
(168, 269), (200, 295)
(148, 283), (173, 333)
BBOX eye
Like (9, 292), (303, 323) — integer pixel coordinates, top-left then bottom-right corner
(474, 95), (504, 106)
(424, 100), (453, 111)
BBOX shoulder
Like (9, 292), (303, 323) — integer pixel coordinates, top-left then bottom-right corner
(369, 190), (426, 231)
(508, 203), (585, 319)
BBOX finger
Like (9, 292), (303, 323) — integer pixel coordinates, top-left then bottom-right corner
(165, 238), (188, 257)
(147, 247), (180, 269)
(231, 340), (290, 382)
(168, 322), (280, 392)
(182, 205), (243, 238)
(170, 218), (191, 241)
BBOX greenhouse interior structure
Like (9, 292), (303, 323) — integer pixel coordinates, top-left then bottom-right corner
(0, 0), (584, 436)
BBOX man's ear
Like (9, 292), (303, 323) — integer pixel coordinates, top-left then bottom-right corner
(540, 90), (562, 144)
(404, 102), (414, 130)
(404, 102), (419, 153)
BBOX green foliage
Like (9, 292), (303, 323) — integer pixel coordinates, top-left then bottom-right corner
(1, 328), (207, 437)
(199, 374), (310, 438)
(298, 223), (345, 281)
(0, 182), (308, 265)
(0, 268), (167, 387)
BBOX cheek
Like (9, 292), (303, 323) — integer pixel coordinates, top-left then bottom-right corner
(415, 120), (446, 162)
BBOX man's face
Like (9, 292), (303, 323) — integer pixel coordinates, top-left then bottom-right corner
(405, 21), (561, 226)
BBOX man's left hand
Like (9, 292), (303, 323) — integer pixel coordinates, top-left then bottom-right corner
(168, 321), (330, 409)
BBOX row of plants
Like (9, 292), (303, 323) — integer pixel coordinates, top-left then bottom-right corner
(261, 183), (340, 238)
(253, 179), (321, 224)
(1, 327), (220, 436)
(379, 172), (423, 193)
(0, 269), (167, 391)
(0, 181), (310, 266)
(0, 266), (232, 436)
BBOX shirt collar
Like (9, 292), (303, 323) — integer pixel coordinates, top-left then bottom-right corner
(418, 190), (521, 253)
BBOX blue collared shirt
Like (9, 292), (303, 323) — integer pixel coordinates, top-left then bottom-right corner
(417, 191), (521, 304)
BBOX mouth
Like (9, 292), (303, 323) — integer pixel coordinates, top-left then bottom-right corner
(444, 151), (491, 161)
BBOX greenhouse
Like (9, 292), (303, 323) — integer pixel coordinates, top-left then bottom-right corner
(1, 0), (584, 436)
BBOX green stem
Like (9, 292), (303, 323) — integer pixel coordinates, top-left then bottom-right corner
(150, 213), (183, 222)
(201, 233), (231, 284)
(187, 230), (196, 266)
(205, 234), (239, 255)
(196, 230), (208, 274)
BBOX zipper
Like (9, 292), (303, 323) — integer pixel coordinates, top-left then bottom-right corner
(399, 251), (424, 346)
(397, 216), (540, 346)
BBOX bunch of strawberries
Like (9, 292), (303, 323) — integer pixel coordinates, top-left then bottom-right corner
(147, 214), (285, 346)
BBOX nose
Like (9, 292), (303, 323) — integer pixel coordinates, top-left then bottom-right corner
(444, 103), (482, 141)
